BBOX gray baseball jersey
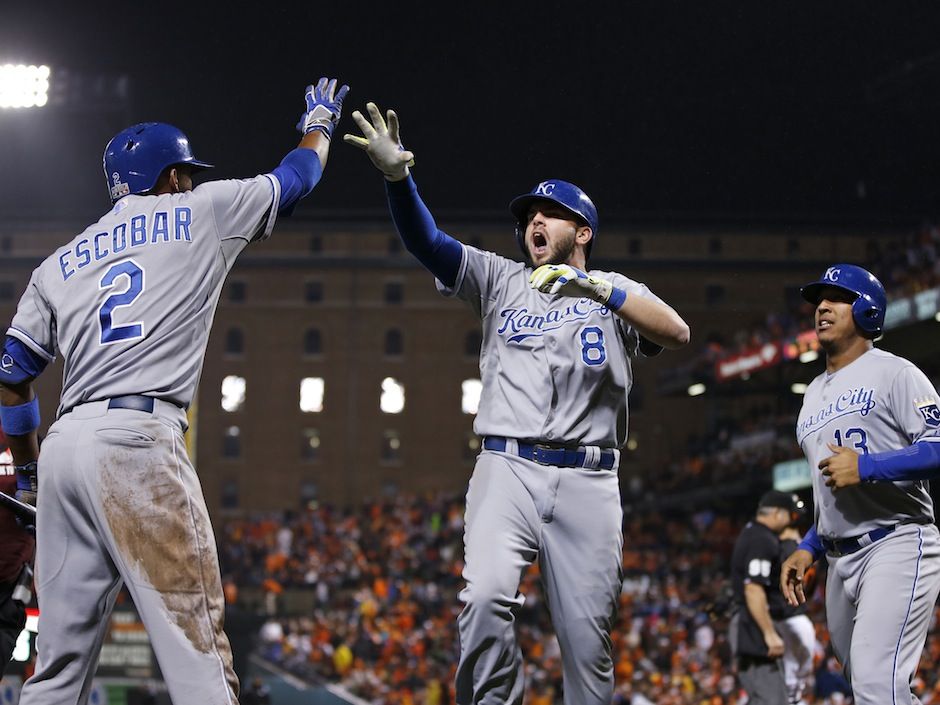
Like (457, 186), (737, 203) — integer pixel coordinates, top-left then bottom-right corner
(445, 244), (667, 705)
(7, 175), (280, 417)
(439, 245), (664, 448)
(12, 174), (279, 705)
(796, 348), (939, 539)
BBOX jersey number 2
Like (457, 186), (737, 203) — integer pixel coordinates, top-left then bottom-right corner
(99, 260), (145, 345)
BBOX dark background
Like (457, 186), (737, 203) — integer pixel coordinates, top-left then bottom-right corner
(3, 2), (940, 221)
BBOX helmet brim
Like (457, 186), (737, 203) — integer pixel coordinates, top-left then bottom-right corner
(800, 281), (858, 306)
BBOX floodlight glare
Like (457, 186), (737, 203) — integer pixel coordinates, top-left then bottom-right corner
(0, 64), (51, 109)
(687, 383), (706, 397)
(791, 383), (808, 395)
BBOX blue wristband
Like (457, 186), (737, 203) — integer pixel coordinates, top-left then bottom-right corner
(0, 397), (40, 436)
(797, 525), (825, 562)
(606, 286), (627, 311)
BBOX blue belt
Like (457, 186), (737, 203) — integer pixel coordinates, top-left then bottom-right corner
(483, 436), (618, 470)
(107, 395), (156, 413)
(821, 525), (897, 557)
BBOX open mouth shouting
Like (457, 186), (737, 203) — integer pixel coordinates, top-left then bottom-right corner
(530, 231), (548, 259)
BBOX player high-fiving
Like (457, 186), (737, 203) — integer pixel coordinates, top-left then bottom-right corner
(0, 78), (348, 705)
(346, 102), (689, 705)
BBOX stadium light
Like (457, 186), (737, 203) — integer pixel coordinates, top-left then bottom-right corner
(791, 383), (808, 395)
(687, 383), (706, 397)
(0, 64), (50, 109)
(935, 312), (940, 322)
(799, 350), (818, 363)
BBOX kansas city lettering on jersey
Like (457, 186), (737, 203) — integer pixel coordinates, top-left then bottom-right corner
(58, 207), (193, 282)
(498, 299), (609, 343)
(797, 385), (877, 440)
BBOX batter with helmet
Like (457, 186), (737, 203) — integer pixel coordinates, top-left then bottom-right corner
(345, 102), (690, 704)
(781, 264), (940, 705)
(0, 77), (348, 704)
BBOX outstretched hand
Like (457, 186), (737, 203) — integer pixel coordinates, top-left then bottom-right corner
(297, 78), (349, 140)
(343, 102), (415, 181)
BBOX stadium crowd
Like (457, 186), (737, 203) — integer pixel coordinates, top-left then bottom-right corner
(220, 488), (940, 704)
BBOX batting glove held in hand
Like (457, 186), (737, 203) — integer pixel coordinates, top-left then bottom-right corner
(529, 264), (627, 310)
(343, 102), (415, 181)
(298, 77), (350, 140)
(14, 461), (37, 507)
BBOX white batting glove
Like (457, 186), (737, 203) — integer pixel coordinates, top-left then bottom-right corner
(343, 102), (415, 181)
(529, 264), (627, 310)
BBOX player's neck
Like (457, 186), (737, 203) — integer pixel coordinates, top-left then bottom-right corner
(824, 337), (873, 374)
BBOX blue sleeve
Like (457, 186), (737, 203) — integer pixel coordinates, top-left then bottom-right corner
(1, 336), (48, 384)
(797, 525), (825, 561)
(858, 440), (940, 482)
(270, 148), (323, 215)
(385, 176), (463, 288)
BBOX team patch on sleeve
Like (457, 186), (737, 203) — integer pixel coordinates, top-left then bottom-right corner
(915, 398), (940, 428)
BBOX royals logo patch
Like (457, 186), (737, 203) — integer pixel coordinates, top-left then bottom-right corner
(916, 399), (940, 428)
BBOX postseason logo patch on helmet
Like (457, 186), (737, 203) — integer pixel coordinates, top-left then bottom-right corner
(916, 398), (940, 428)
(110, 172), (130, 201)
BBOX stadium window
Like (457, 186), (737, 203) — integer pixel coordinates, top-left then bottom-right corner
(628, 238), (642, 256)
(300, 377), (325, 413)
(221, 479), (239, 509)
(221, 375), (246, 412)
(301, 428), (321, 461)
(387, 235), (402, 254)
(461, 379), (482, 414)
(0, 237), (10, 253)
(227, 281), (245, 302)
(384, 281), (403, 305)
(303, 328), (322, 356)
(309, 235), (322, 253)
(300, 480), (318, 508)
(705, 284), (726, 306)
(786, 238), (800, 255)
(463, 432), (481, 462)
(380, 377), (405, 414)
(384, 328), (403, 357)
(708, 237), (722, 255)
(0, 281), (13, 301)
(224, 327), (244, 356)
(305, 280), (323, 303)
(381, 430), (401, 463)
(222, 427), (241, 459)
(464, 330), (482, 357)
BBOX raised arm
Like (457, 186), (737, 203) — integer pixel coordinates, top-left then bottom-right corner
(344, 102), (462, 286)
(271, 77), (349, 215)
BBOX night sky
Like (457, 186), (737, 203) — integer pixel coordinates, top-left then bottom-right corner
(4, 3), (940, 222)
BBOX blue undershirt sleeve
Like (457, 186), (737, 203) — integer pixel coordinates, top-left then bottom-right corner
(797, 525), (825, 562)
(857, 440), (940, 482)
(271, 148), (323, 215)
(1, 335), (48, 384)
(385, 176), (463, 288)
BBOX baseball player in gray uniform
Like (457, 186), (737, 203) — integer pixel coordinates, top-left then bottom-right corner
(344, 102), (690, 705)
(781, 264), (940, 705)
(0, 77), (348, 705)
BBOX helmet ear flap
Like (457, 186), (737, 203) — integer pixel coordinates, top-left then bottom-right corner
(852, 293), (883, 337)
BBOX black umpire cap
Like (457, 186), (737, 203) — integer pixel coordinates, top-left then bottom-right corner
(758, 490), (802, 513)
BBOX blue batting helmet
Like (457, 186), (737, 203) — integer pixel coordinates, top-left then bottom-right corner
(103, 122), (213, 203)
(800, 263), (887, 337)
(509, 179), (598, 259)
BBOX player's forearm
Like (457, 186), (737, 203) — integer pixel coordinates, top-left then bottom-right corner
(0, 382), (40, 464)
(797, 525), (825, 561)
(611, 295), (690, 349)
(858, 440), (940, 482)
(298, 129), (330, 170)
(385, 176), (462, 287)
(271, 148), (324, 214)
(744, 583), (777, 637)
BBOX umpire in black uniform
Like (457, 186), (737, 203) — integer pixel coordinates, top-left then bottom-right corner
(730, 490), (799, 705)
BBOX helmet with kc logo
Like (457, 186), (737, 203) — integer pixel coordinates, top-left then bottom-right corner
(509, 180), (598, 260)
(800, 263), (887, 337)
